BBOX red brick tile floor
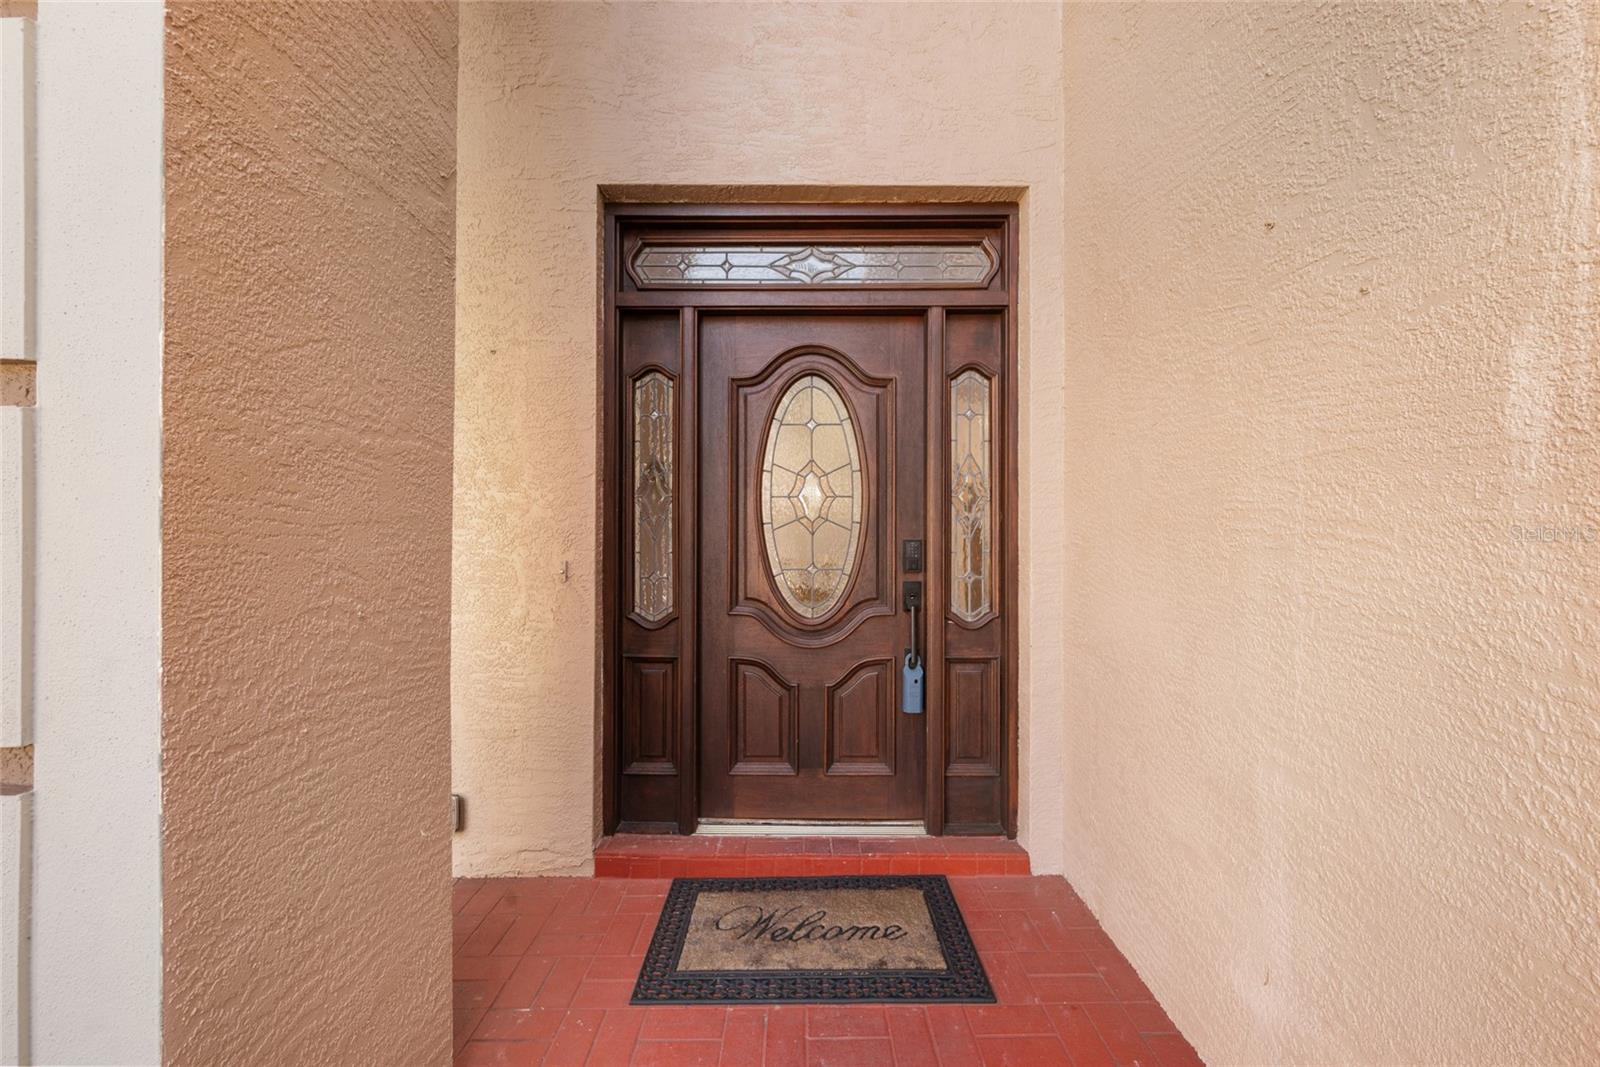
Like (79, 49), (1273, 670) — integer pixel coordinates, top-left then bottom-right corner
(453, 871), (1204, 1066)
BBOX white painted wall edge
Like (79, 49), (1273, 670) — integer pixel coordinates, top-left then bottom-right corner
(0, 17), (34, 362)
(31, 3), (163, 1063)
(1, 788), (31, 1066)
(1, 406), (31, 746)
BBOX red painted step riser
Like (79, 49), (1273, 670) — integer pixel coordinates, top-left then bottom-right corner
(595, 856), (1030, 878)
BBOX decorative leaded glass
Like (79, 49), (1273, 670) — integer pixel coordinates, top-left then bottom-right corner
(633, 372), (674, 622)
(950, 371), (992, 622)
(760, 374), (864, 620)
(630, 242), (996, 288)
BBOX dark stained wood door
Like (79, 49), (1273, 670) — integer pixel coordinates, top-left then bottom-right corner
(699, 313), (926, 820)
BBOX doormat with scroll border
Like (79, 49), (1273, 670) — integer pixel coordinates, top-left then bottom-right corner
(631, 874), (994, 1004)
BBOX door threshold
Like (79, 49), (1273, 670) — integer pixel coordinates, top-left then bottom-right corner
(695, 819), (927, 838)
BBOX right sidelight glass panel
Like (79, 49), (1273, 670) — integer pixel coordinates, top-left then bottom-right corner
(949, 370), (993, 622)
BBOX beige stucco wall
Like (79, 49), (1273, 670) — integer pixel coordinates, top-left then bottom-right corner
(455, 2), (1068, 875)
(1060, 3), (1599, 1065)
(162, 4), (457, 1065)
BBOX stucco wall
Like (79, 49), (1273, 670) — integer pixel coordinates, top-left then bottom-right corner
(162, 4), (457, 1065)
(1060, 3), (1599, 1064)
(455, 1), (1067, 876)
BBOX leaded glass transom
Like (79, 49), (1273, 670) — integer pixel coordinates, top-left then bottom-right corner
(760, 374), (864, 620)
(633, 372), (674, 622)
(950, 370), (992, 622)
(630, 242), (995, 288)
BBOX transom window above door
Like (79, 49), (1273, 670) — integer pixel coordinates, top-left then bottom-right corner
(627, 241), (998, 289)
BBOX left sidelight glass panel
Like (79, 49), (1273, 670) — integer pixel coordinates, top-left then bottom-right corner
(633, 371), (674, 621)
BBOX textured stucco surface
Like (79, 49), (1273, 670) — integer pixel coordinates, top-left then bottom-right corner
(1060, 3), (1600, 1064)
(162, 4), (457, 1065)
(455, 2), (1067, 876)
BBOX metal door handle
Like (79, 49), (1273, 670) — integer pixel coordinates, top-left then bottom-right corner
(906, 600), (920, 669)
(902, 580), (923, 667)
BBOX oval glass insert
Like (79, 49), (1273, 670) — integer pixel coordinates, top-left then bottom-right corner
(760, 373), (864, 620)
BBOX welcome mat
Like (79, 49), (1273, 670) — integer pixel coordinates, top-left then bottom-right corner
(631, 874), (994, 1004)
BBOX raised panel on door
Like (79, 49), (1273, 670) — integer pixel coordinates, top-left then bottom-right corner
(945, 658), (998, 777)
(729, 659), (797, 775)
(825, 659), (895, 776)
(622, 657), (678, 775)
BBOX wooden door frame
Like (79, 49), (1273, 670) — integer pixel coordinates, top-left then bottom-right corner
(601, 202), (1020, 837)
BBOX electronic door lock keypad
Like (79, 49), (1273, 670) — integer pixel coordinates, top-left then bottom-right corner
(902, 539), (924, 573)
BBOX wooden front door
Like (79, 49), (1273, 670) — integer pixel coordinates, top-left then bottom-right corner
(699, 314), (925, 820)
(605, 204), (1017, 835)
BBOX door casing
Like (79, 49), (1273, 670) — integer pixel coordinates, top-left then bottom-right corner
(601, 202), (1019, 836)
